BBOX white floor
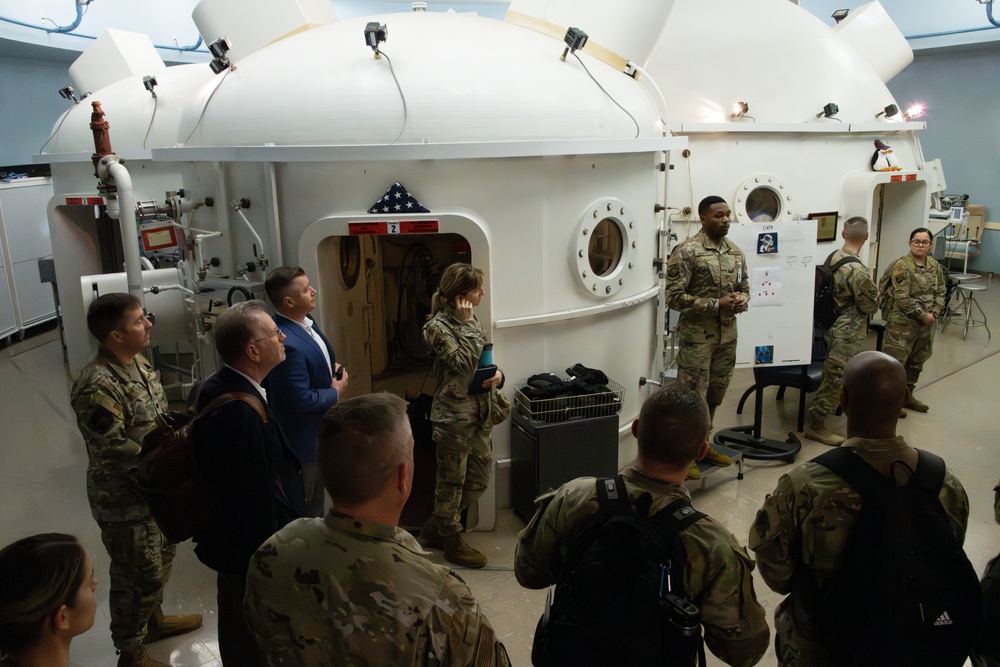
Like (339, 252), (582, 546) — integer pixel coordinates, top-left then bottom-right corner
(2, 279), (998, 667)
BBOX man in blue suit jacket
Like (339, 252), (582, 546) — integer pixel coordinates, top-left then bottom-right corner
(265, 266), (349, 516)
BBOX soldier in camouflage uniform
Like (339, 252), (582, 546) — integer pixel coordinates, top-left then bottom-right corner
(878, 227), (946, 413)
(70, 293), (201, 667)
(749, 351), (969, 666)
(245, 393), (510, 666)
(419, 263), (508, 569)
(515, 383), (770, 667)
(805, 216), (878, 446)
(666, 196), (750, 479)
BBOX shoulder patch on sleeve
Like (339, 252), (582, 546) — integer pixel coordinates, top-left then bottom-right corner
(88, 406), (116, 433)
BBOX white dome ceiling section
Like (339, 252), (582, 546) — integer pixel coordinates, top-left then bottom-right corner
(182, 12), (662, 147)
(649, 0), (903, 125)
(44, 63), (215, 155)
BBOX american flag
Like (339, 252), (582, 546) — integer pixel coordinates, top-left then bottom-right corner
(367, 182), (429, 214)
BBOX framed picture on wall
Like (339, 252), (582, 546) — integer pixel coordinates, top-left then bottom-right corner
(809, 211), (838, 243)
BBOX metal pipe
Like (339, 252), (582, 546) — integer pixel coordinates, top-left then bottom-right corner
(106, 161), (144, 303)
(232, 202), (267, 269)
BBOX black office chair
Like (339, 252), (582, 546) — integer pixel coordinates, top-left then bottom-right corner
(735, 341), (825, 433)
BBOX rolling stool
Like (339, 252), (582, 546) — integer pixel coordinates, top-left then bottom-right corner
(954, 282), (991, 340)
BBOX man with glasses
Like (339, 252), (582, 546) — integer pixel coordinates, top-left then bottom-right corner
(264, 266), (348, 517)
(878, 228), (947, 413)
(190, 300), (306, 666)
(71, 293), (202, 667)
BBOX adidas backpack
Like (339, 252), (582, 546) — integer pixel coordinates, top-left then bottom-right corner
(814, 251), (862, 328)
(796, 448), (983, 666)
(531, 476), (707, 667)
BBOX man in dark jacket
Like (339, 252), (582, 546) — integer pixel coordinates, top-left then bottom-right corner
(191, 299), (306, 667)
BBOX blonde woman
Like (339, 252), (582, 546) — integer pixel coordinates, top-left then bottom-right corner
(419, 263), (509, 568)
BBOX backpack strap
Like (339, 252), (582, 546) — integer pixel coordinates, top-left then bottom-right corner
(648, 497), (706, 593)
(648, 497), (706, 537)
(830, 256), (862, 272)
(910, 449), (947, 496)
(597, 475), (631, 511)
(193, 391), (268, 423)
(191, 389), (298, 510)
(559, 476), (631, 578)
(812, 447), (945, 500)
(813, 447), (892, 501)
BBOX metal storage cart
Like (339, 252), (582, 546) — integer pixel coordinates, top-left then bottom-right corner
(510, 379), (624, 521)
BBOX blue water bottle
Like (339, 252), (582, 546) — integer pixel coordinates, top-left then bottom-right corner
(479, 343), (494, 367)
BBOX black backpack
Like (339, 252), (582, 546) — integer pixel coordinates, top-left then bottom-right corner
(531, 476), (707, 667)
(795, 448), (984, 666)
(972, 552), (1000, 666)
(814, 251), (862, 328)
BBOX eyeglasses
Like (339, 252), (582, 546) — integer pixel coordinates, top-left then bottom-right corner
(910, 240), (932, 246)
(252, 328), (284, 343)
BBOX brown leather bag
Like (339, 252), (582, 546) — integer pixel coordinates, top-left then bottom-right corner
(137, 390), (265, 543)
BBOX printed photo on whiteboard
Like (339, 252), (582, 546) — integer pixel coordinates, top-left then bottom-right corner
(755, 345), (774, 365)
(751, 266), (783, 306)
(757, 232), (778, 255)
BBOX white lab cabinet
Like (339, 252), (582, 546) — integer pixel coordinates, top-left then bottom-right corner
(0, 177), (56, 333)
(0, 255), (14, 338)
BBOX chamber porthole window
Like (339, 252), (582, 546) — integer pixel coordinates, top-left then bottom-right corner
(574, 198), (638, 298)
(746, 187), (781, 222)
(735, 175), (793, 222)
(588, 218), (624, 277)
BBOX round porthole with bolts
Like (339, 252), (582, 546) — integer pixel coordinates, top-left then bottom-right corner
(574, 198), (637, 298)
(734, 175), (794, 223)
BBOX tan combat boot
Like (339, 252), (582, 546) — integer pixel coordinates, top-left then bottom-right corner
(443, 532), (487, 569)
(804, 410), (844, 447)
(903, 387), (929, 412)
(117, 646), (171, 667)
(686, 461), (702, 480)
(702, 446), (733, 467)
(419, 518), (446, 550)
(145, 606), (203, 643)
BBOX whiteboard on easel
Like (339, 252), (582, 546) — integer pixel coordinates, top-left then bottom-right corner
(727, 220), (817, 367)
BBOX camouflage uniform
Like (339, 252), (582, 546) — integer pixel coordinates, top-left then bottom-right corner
(748, 436), (969, 666)
(71, 346), (174, 650)
(879, 254), (946, 387)
(422, 305), (505, 536)
(515, 466), (770, 667)
(995, 478), (1000, 525)
(812, 248), (878, 417)
(666, 231), (750, 414)
(245, 513), (510, 666)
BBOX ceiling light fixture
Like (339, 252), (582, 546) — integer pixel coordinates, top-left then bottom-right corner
(816, 102), (839, 119)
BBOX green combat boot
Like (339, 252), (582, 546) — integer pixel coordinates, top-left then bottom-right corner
(804, 410), (844, 447)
